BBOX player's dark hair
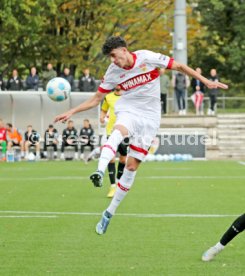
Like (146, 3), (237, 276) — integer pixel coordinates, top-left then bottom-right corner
(6, 123), (12, 128)
(102, 36), (127, 55)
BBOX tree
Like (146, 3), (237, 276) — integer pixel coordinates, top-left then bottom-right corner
(189, 0), (245, 88)
(0, 0), (59, 76)
(0, 0), (175, 78)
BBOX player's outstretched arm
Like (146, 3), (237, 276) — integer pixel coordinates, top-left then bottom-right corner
(54, 91), (105, 123)
(171, 61), (228, 90)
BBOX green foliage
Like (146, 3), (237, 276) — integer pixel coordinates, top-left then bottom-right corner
(0, 0), (174, 78)
(189, 0), (245, 91)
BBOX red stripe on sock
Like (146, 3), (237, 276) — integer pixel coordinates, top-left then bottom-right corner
(118, 182), (129, 192)
(102, 144), (116, 155)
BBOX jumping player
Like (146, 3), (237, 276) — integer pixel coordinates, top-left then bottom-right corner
(202, 213), (245, 261)
(54, 36), (228, 235)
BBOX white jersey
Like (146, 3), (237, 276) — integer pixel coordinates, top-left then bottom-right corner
(98, 50), (173, 121)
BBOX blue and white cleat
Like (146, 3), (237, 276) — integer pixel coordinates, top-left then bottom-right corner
(96, 211), (112, 235)
(90, 170), (104, 187)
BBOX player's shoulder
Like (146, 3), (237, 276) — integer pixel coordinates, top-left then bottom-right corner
(133, 49), (155, 55)
(134, 49), (157, 57)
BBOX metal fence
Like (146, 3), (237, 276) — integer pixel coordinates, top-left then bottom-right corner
(167, 95), (245, 114)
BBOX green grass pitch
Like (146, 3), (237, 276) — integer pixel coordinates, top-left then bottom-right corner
(0, 160), (244, 275)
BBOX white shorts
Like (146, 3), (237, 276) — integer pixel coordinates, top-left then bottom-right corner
(115, 112), (159, 161)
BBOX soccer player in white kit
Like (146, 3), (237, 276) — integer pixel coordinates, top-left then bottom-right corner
(54, 36), (228, 235)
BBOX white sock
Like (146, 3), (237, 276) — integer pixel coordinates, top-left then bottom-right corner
(214, 242), (225, 250)
(107, 169), (137, 215)
(98, 129), (124, 174)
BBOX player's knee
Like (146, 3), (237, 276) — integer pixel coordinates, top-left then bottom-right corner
(126, 161), (139, 171)
(126, 165), (137, 172)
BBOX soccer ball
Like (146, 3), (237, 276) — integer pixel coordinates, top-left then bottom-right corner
(46, 77), (71, 102)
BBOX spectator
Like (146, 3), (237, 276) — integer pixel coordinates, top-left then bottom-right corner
(80, 119), (94, 159)
(43, 124), (59, 159)
(79, 68), (96, 92)
(61, 67), (74, 91)
(6, 69), (23, 91)
(42, 63), (57, 90)
(26, 66), (39, 91)
(0, 74), (5, 91)
(159, 68), (170, 114)
(208, 68), (219, 115)
(0, 118), (7, 161)
(191, 85), (204, 116)
(60, 120), (79, 160)
(6, 123), (25, 159)
(191, 67), (205, 115)
(24, 125), (40, 160)
(172, 72), (190, 115)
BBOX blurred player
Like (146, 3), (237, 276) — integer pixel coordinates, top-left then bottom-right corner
(54, 36), (228, 235)
(24, 125), (41, 160)
(100, 86), (128, 198)
(0, 118), (7, 161)
(43, 124), (59, 159)
(202, 213), (245, 261)
(6, 123), (25, 158)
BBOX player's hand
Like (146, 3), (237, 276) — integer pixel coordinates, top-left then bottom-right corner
(100, 117), (105, 124)
(54, 110), (73, 123)
(205, 80), (228, 90)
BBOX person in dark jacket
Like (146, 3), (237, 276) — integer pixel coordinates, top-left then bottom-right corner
(60, 120), (79, 160)
(80, 119), (94, 159)
(208, 68), (219, 115)
(42, 63), (57, 90)
(6, 69), (23, 91)
(26, 67), (39, 91)
(61, 67), (74, 91)
(43, 124), (59, 159)
(78, 68), (96, 92)
(191, 67), (205, 93)
(0, 74), (5, 91)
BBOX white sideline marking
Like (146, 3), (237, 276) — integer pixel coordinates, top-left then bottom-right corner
(0, 215), (57, 218)
(1, 176), (245, 182)
(0, 211), (238, 218)
(238, 161), (245, 166)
